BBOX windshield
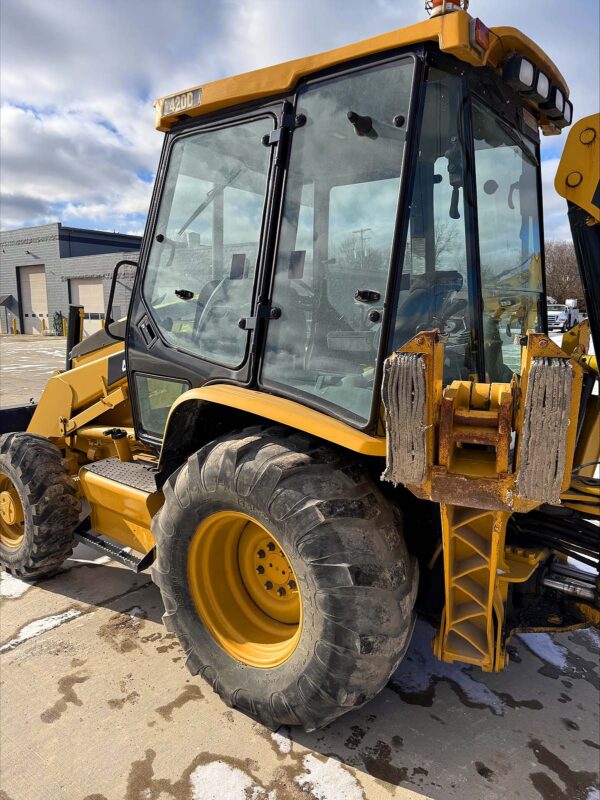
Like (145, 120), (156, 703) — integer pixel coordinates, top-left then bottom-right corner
(473, 102), (544, 381)
(549, 305), (566, 311)
(261, 57), (414, 423)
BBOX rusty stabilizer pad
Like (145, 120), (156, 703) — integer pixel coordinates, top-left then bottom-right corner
(517, 357), (573, 505)
(381, 351), (428, 486)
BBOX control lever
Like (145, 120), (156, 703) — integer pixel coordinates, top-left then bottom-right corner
(445, 136), (464, 220)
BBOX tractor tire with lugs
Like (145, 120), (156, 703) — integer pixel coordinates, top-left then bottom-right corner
(151, 426), (418, 731)
(0, 433), (80, 578)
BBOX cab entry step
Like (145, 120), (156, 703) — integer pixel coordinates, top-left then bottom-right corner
(83, 457), (158, 493)
(74, 524), (155, 572)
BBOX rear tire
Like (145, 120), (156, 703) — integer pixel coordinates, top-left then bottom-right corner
(0, 433), (80, 578)
(152, 426), (418, 731)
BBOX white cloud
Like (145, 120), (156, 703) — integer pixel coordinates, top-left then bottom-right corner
(0, 0), (598, 239)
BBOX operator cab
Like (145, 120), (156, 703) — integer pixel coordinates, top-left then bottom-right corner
(122, 11), (570, 446)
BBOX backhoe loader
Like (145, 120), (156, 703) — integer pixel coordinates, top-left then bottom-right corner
(1, 0), (598, 731)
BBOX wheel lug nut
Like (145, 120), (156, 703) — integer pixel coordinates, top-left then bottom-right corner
(264, 581), (273, 590)
(277, 587), (286, 596)
(267, 542), (276, 552)
(288, 580), (296, 590)
(257, 549), (265, 559)
(256, 565), (265, 574)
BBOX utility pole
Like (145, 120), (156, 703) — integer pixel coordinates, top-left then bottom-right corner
(352, 227), (371, 268)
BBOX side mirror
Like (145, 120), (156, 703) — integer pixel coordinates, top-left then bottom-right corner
(106, 260), (138, 341)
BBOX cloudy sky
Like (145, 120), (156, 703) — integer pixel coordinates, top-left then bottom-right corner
(1, 0), (598, 240)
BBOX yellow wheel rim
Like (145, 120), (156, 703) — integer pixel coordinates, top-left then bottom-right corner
(0, 472), (25, 549)
(187, 511), (302, 669)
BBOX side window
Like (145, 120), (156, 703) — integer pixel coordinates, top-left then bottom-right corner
(143, 118), (272, 368)
(134, 374), (188, 438)
(262, 58), (415, 423)
(393, 71), (475, 382)
(473, 102), (543, 380)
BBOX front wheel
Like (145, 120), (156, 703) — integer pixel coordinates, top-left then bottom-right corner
(0, 433), (80, 578)
(152, 426), (418, 731)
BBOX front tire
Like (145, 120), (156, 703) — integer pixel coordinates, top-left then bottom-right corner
(151, 426), (418, 731)
(0, 433), (80, 578)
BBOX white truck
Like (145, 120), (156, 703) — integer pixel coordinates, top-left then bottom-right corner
(547, 298), (582, 331)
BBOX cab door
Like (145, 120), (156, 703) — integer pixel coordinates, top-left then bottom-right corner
(126, 113), (276, 447)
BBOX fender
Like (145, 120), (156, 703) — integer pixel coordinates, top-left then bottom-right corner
(158, 384), (386, 481)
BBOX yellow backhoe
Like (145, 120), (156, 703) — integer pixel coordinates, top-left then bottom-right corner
(1, 0), (598, 731)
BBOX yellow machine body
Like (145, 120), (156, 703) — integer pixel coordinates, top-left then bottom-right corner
(18, 9), (598, 678)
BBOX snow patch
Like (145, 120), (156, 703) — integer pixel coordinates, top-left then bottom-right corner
(0, 609), (81, 653)
(271, 729), (292, 754)
(294, 754), (364, 800)
(518, 633), (569, 670)
(189, 761), (272, 800)
(391, 621), (504, 714)
(0, 572), (32, 599)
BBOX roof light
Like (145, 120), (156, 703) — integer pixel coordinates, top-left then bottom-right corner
(554, 98), (573, 129)
(536, 72), (550, 102)
(541, 86), (565, 119)
(564, 100), (573, 126)
(503, 55), (536, 93)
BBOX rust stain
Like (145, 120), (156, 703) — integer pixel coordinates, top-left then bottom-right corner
(40, 672), (90, 723)
(155, 684), (204, 721)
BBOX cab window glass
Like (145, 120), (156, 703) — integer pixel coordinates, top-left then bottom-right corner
(262, 58), (414, 423)
(135, 374), (188, 438)
(473, 102), (543, 380)
(142, 118), (272, 368)
(392, 70), (475, 383)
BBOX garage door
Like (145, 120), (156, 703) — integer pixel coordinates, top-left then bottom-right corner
(70, 278), (105, 337)
(19, 265), (48, 335)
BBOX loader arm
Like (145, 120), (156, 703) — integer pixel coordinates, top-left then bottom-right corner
(555, 113), (600, 355)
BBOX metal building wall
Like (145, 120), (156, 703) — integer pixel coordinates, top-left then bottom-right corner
(0, 223), (140, 334)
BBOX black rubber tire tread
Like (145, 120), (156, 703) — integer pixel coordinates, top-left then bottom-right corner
(0, 432), (80, 578)
(151, 425), (418, 731)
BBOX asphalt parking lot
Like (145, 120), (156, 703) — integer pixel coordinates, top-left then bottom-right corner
(1, 335), (599, 800)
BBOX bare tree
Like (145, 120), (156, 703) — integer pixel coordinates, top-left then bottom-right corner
(433, 222), (460, 264)
(545, 240), (584, 306)
(337, 236), (385, 270)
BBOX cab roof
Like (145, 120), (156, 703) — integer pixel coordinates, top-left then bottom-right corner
(155, 10), (568, 134)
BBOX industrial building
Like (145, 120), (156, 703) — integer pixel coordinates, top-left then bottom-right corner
(0, 223), (141, 336)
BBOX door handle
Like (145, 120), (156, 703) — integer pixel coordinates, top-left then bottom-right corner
(139, 316), (158, 347)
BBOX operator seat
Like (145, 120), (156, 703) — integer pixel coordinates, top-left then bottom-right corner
(392, 269), (464, 349)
